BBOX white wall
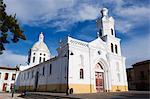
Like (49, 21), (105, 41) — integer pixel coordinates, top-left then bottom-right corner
(0, 69), (19, 92)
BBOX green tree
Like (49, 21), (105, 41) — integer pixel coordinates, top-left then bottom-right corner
(0, 0), (26, 54)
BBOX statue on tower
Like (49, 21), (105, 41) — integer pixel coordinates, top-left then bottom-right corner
(39, 32), (44, 42)
(101, 8), (108, 17)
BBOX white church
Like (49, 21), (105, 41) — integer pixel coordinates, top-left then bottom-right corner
(16, 8), (128, 93)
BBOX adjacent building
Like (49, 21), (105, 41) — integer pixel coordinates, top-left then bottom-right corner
(16, 8), (128, 93)
(127, 60), (150, 91)
(0, 66), (19, 92)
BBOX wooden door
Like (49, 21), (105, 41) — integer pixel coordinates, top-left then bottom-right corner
(95, 72), (104, 92)
(2, 83), (7, 91)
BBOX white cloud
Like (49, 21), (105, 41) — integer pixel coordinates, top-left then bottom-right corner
(0, 51), (27, 67)
(4, 0), (149, 34)
(122, 34), (150, 68)
(4, 0), (101, 28)
(76, 4), (99, 21)
(114, 6), (150, 33)
(115, 21), (133, 33)
(4, 0), (75, 25)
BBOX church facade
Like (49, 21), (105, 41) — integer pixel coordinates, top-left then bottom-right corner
(16, 8), (128, 93)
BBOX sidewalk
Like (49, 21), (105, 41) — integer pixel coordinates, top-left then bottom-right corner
(0, 93), (24, 99)
(27, 92), (80, 99)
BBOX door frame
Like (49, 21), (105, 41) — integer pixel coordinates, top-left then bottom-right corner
(95, 72), (104, 92)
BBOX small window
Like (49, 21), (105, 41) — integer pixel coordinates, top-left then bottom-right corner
(115, 45), (118, 54)
(33, 53), (35, 55)
(24, 73), (26, 79)
(98, 51), (101, 55)
(28, 72), (30, 79)
(0, 72), (1, 79)
(111, 28), (113, 35)
(33, 57), (35, 63)
(140, 71), (144, 80)
(32, 70), (34, 78)
(40, 53), (42, 55)
(80, 69), (84, 79)
(49, 64), (52, 75)
(43, 58), (45, 62)
(4, 73), (9, 80)
(44, 54), (46, 56)
(23, 73), (25, 79)
(43, 67), (45, 76)
(111, 43), (114, 53)
(39, 57), (42, 63)
(12, 74), (16, 80)
(99, 29), (102, 36)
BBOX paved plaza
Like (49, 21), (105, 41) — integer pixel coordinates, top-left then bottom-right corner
(0, 91), (149, 99)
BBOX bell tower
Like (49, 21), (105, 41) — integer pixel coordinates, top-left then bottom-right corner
(96, 8), (121, 56)
(96, 8), (115, 37)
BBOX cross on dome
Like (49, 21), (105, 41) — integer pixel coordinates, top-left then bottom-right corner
(39, 32), (44, 42)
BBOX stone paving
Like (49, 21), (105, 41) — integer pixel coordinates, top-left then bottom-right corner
(26, 91), (150, 99)
(0, 93), (23, 99)
(0, 91), (149, 99)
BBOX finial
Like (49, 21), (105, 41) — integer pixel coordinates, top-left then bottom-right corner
(39, 32), (44, 42)
(101, 8), (108, 17)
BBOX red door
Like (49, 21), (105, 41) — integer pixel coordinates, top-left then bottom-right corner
(95, 72), (104, 92)
(2, 83), (7, 91)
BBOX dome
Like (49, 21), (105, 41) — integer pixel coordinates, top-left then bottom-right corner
(32, 41), (50, 53)
(31, 32), (50, 53)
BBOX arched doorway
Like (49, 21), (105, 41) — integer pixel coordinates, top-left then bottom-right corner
(95, 62), (104, 92)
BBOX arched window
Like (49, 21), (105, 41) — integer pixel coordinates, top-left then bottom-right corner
(111, 28), (113, 35)
(43, 67), (45, 76)
(33, 57), (35, 63)
(0, 72), (1, 79)
(27, 71), (30, 79)
(32, 70), (34, 78)
(115, 45), (118, 54)
(80, 69), (84, 79)
(99, 29), (102, 36)
(111, 43), (114, 53)
(49, 64), (52, 75)
(43, 58), (45, 62)
(39, 57), (42, 63)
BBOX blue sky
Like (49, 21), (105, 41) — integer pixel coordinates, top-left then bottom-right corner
(0, 0), (149, 68)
